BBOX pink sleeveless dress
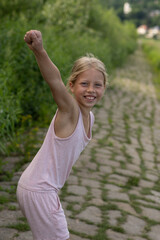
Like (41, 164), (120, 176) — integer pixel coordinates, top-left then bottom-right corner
(17, 109), (94, 240)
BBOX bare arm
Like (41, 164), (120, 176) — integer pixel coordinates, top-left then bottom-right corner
(24, 30), (75, 112)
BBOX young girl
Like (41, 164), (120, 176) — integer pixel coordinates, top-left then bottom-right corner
(17, 30), (107, 240)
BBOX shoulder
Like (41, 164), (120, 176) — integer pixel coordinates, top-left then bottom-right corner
(90, 111), (95, 126)
(90, 111), (95, 121)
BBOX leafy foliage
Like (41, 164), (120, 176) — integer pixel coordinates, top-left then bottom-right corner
(42, 0), (90, 32)
(142, 39), (160, 99)
(0, 0), (44, 20)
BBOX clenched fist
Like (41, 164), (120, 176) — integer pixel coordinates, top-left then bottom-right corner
(24, 30), (43, 53)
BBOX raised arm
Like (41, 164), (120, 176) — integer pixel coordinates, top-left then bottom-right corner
(24, 30), (74, 112)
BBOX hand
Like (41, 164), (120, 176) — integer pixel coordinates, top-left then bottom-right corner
(24, 30), (43, 53)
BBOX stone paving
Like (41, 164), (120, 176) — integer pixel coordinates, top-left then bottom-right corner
(0, 45), (160, 240)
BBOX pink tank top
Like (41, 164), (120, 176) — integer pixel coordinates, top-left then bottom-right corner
(18, 109), (94, 191)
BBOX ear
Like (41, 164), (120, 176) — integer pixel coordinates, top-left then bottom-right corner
(69, 82), (74, 93)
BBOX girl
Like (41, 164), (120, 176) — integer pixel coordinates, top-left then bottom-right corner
(17, 30), (107, 240)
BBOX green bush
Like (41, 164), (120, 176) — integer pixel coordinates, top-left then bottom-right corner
(142, 39), (160, 98)
(0, 69), (21, 153)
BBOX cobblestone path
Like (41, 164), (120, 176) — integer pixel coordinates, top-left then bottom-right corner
(0, 45), (160, 240)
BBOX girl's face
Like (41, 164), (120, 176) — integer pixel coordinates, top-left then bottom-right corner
(70, 68), (105, 110)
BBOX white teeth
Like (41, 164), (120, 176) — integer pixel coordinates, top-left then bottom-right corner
(86, 96), (95, 100)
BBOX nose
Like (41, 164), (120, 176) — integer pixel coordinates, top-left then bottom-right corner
(87, 84), (95, 93)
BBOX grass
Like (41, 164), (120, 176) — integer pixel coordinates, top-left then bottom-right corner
(120, 145), (132, 163)
(8, 205), (17, 211)
(100, 204), (119, 212)
(101, 189), (108, 202)
(84, 187), (92, 201)
(120, 161), (126, 169)
(59, 182), (68, 200)
(142, 39), (160, 100)
(136, 147), (146, 178)
(153, 179), (160, 192)
(110, 226), (125, 233)
(7, 222), (30, 232)
(123, 112), (131, 144)
(0, 195), (10, 204)
(140, 188), (151, 195)
(0, 126), (42, 182)
(125, 176), (140, 189)
(7, 216), (30, 231)
(69, 229), (94, 240)
(0, 170), (13, 181)
(131, 203), (142, 214)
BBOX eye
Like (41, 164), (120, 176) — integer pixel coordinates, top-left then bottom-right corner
(95, 83), (103, 87)
(80, 82), (88, 86)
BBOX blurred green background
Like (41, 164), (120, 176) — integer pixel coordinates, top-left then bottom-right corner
(3, 0), (158, 154)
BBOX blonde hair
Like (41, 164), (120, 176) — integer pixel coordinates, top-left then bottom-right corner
(67, 53), (108, 88)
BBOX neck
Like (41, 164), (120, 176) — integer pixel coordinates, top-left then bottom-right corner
(79, 106), (91, 118)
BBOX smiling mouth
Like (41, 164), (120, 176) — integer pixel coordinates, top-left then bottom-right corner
(84, 96), (96, 101)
